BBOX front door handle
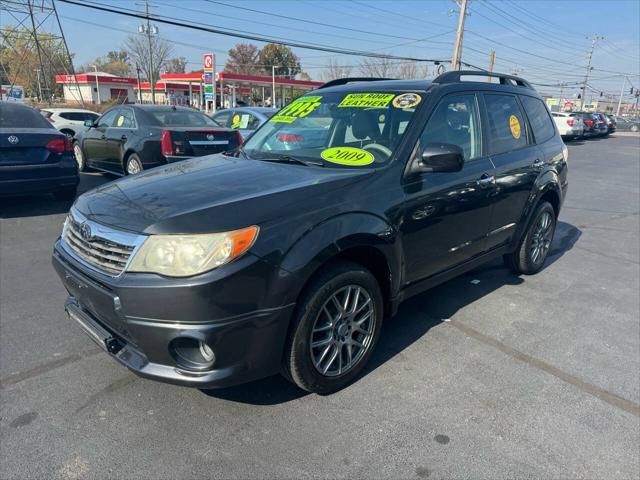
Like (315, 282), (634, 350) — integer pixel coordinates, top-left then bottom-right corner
(477, 174), (495, 188)
(120, 135), (127, 141)
(100, 135), (106, 140)
(532, 159), (544, 168)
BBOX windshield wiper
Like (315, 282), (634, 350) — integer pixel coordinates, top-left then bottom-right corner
(258, 155), (324, 167)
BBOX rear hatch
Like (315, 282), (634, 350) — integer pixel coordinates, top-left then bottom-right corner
(0, 127), (70, 166)
(161, 128), (241, 157)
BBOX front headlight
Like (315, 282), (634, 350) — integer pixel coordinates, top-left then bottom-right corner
(127, 226), (258, 277)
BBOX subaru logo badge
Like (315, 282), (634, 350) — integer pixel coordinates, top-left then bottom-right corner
(7, 135), (19, 144)
(206, 133), (215, 141)
(79, 222), (93, 241)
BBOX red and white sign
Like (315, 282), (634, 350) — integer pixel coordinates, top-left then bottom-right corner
(203, 53), (214, 72)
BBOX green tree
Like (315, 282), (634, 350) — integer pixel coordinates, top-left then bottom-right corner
(258, 43), (301, 78)
(84, 50), (131, 76)
(224, 43), (260, 75)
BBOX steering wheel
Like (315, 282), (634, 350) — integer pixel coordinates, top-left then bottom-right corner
(362, 143), (393, 162)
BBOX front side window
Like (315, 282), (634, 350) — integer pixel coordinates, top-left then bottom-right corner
(520, 95), (555, 143)
(416, 93), (481, 161)
(97, 109), (117, 128)
(483, 94), (528, 155)
(242, 90), (424, 167)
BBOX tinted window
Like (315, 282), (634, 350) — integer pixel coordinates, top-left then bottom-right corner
(0, 104), (53, 128)
(212, 110), (232, 127)
(97, 110), (118, 128)
(60, 112), (99, 121)
(483, 94), (528, 155)
(147, 109), (216, 126)
(417, 93), (481, 161)
(113, 109), (136, 128)
(520, 96), (555, 143)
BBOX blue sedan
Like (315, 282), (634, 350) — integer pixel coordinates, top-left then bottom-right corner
(211, 107), (277, 140)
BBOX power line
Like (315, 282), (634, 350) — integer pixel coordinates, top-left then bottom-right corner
(56, 0), (450, 64)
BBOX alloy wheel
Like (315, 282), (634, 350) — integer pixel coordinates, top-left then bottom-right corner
(530, 211), (553, 264)
(127, 157), (142, 175)
(73, 144), (84, 169)
(310, 285), (375, 377)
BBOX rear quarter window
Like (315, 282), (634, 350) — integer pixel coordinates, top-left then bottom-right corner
(483, 93), (528, 155)
(520, 95), (556, 143)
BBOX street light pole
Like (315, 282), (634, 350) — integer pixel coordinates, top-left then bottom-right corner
(92, 65), (101, 104)
(272, 65), (276, 108)
(34, 68), (43, 102)
(137, 0), (158, 104)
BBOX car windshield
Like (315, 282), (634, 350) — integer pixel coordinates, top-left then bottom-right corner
(147, 109), (218, 127)
(242, 90), (424, 167)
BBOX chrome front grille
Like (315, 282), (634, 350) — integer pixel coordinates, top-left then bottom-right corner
(61, 208), (144, 276)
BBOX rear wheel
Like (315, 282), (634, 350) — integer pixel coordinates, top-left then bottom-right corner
(283, 261), (383, 394)
(125, 154), (143, 175)
(504, 201), (556, 275)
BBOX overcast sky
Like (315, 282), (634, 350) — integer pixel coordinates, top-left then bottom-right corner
(8, 0), (640, 101)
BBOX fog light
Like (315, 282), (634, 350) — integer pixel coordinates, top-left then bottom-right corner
(199, 341), (215, 362)
(170, 337), (215, 371)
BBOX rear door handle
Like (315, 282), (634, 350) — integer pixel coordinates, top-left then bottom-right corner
(532, 159), (544, 168)
(477, 173), (495, 188)
(120, 135), (127, 141)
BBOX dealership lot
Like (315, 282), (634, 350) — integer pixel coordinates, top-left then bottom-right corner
(1, 135), (638, 478)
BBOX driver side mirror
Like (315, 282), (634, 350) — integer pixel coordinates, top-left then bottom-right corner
(419, 143), (464, 173)
(84, 119), (97, 128)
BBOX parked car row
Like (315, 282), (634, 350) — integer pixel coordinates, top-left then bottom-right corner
(551, 111), (619, 140)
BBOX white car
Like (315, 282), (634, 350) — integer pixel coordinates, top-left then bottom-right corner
(552, 112), (584, 140)
(40, 108), (100, 138)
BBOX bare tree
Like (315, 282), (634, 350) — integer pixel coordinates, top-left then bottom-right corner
(124, 35), (173, 83)
(321, 59), (353, 82)
(359, 57), (398, 78)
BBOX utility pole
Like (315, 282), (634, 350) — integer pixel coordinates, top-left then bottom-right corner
(92, 65), (101, 104)
(272, 65), (277, 108)
(137, 0), (158, 104)
(487, 49), (495, 81)
(135, 64), (143, 103)
(451, 0), (469, 71)
(616, 76), (627, 116)
(580, 34), (602, 111)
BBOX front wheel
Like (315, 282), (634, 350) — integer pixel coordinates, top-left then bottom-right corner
(283, 261), (383, 394)
(504, 201), (556, 275)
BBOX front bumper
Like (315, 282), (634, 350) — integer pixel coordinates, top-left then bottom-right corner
(52, 241), (295, 388)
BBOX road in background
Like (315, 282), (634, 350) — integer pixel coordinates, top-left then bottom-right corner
(1, 136), (639, 479)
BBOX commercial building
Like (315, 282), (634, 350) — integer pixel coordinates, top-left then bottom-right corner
(55, 72), (137, 104)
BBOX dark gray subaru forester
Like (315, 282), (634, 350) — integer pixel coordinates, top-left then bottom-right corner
(53, 71), (568, 394)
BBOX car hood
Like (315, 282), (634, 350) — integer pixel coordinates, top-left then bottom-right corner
(74, 154), (373, 234)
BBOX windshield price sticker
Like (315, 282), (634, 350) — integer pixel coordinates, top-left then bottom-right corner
(338, 93), (395, 108)
(509, 115), (521, 139)
(231, 114), (241, 129)
(321, 147), (374, 166)
(271, 96), (323, 123)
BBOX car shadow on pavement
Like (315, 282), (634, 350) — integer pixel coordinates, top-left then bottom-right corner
(202, 221), (582, 405)
(0, 172), (113, 219)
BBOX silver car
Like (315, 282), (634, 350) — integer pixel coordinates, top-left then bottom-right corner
(211, 107), (277, 139)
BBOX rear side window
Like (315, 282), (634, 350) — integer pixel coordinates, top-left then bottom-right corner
(60, 112), (99, 121)
(483, 94), (528, 155)
(520, 96), (555, 143)
(0, 104), (53, 128)
(113, 109), (136, 128)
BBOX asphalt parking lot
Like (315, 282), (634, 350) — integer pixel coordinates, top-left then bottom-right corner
(1, 134), (639, 479)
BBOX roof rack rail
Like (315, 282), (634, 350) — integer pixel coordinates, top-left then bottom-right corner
(433, 70), (533, 89)
(317, 77), (394, 89)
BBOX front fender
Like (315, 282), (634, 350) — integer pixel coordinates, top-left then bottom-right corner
(276, 212), (402, 305)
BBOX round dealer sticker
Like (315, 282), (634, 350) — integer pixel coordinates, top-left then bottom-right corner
(509, 115), (521, 139)
(392, 93), (422, 109)
(321, 147), (374, 166)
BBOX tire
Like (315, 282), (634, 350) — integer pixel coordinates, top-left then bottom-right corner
(504, 201), (556, 275)
(631, 125), (639, 133)
(53, 187), (77, 201)
(283, 261), (384, 394)
(73, 142), (86, 172)
(125, 154), (144, 175)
